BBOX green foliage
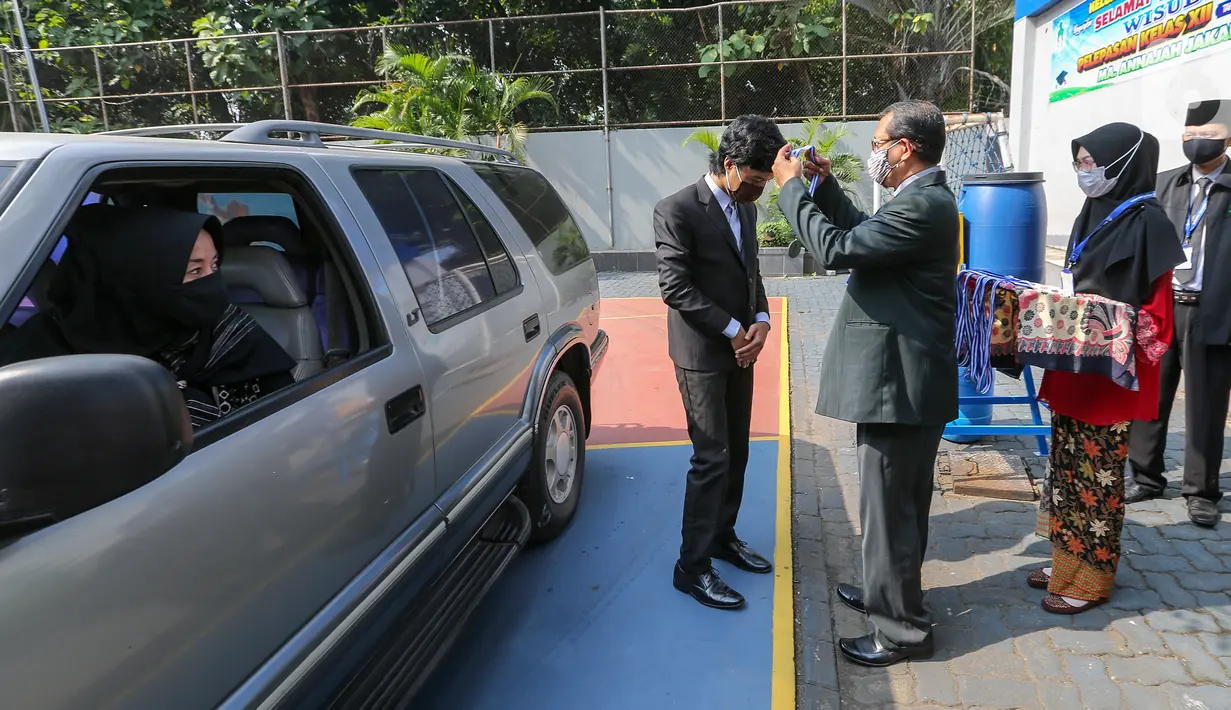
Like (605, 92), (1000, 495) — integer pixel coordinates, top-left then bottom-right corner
(757, 218), (795, 248)
(351, 47), (557, 161)
(697, 0), (839, 79)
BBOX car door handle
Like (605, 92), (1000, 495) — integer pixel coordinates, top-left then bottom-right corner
(385, 385), (426, 435)
(523, 314), (541, 342)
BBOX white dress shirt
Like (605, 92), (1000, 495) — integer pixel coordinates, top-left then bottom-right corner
(1174, 159), (1225, 292)
(895, 165), (942, 194)
(704, 174), (771, 338)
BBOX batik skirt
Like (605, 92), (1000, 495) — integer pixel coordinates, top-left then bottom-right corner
(1035, 412), (1130, 601)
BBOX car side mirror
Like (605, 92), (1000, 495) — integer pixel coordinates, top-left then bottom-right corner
(0, 354), (192, 535)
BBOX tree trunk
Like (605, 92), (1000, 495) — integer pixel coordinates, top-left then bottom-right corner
(299, 86), (321, 122)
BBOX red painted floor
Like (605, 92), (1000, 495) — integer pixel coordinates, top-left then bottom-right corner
(590, 297), (784, 446)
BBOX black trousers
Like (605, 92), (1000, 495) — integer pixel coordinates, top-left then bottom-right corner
(674, 365), (754, 575)
(857, 422), (945, 649)
(1128, 301), (1230, 503)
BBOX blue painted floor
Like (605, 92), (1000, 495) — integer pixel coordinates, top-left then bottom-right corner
(416, 441), (781, 710)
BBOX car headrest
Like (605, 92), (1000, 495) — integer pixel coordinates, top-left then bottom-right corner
(222, 215), (308, 255)
(221, 246), (308, 309)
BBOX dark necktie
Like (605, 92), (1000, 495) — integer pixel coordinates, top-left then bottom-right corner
(1177, 177), (1213, 286)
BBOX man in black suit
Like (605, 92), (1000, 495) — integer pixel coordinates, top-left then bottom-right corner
(654, 115), (779, 610)
(1126, 99), (1231, 528)
(772, 100), (958, 666)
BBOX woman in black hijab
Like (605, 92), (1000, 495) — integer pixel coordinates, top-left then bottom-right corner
(1032, 123), (1184, 614)
(0, 205), (296, 427)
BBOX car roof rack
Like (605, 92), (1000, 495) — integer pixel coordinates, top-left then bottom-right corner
(102, 121), (521, 164)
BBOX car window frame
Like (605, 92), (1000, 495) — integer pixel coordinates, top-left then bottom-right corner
(347, 165), (525, 335)
(0, 159), (394, 451)
(468, 162), (593, 275)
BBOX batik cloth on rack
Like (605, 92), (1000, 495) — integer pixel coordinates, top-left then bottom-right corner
(1015, 288), (1144, 392)
(954, 270), (1157, 393)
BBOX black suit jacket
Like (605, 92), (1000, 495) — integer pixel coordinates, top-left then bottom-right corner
(1156, 163), (1231, 344)
(779, 170), (959, 425)
(654, 177), (770, 371)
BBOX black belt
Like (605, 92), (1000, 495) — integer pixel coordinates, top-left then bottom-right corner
(1173, 290), (1200, 305)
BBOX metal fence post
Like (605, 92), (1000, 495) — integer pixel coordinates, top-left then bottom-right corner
(969, 0), (977, 111)
(599, 7), (615, 250)
(1, 50), (20, 131)
(488, 19), (497, 72)
(184, 43), (201, 123)
(92, 49), (109, 131)
(717, 3), (725, 122)
(841, 0), (848, 118)
(10, 0), (49, 132)
(275, 30), (293, 120)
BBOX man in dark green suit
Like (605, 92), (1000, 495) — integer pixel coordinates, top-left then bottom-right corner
(771, 100), (958, 667)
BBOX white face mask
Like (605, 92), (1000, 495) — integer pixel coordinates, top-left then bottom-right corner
(867, 140), (903, 186)
(1076, 129), (1144, 198)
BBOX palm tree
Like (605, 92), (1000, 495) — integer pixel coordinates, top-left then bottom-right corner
(351, 45), (557, 161)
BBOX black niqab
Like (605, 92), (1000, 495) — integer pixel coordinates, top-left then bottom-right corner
(1, 205), (294, 393)
(1064, 123), (1185, 306)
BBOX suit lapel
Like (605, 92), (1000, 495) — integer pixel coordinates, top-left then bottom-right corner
(698, 179), (746, 268)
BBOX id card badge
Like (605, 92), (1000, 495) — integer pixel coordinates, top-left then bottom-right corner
(1177, 244), (1194, 271)
(1060, 268), (1075, 296)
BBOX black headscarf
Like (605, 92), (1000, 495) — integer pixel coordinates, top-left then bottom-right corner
(1, 205), (294, 414)
(1064, 123), (1185, 306)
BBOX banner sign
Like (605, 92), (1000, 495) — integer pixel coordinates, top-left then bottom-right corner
(1050, 0), (1231, 102)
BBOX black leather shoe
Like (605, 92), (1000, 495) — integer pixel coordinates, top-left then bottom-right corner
(838, 633), (933, 667)
(836, 582), (866, 614)
(1188, 497), (1221, 528)
(711, 538), (772, 574)
(1125, 482), (1164, 504)
(673, 563), (746, 609)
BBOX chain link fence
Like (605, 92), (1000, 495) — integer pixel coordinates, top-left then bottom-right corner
(0, 0), (1010, 134)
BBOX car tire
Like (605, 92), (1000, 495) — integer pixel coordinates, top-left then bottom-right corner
(521, 370), (586, 543)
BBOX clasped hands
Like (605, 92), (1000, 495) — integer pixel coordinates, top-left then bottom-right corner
(730, 322), (770, 368)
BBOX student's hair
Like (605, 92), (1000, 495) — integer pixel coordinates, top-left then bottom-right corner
(709, 114), (786, 174)
(881, 100), (946, 165)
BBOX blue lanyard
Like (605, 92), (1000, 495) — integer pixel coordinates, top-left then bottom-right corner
(791, 145), (820, 196)
(1184, 184), (1212, 244)
(1068, 192), (1155, 267)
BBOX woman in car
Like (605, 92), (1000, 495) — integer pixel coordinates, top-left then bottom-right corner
(0, 204), (296, 427)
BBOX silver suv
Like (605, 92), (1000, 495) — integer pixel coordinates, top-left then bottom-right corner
(0, 121), (607, 709)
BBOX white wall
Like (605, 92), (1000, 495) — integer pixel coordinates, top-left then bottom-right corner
(1010, 0), (1231, 247)
(524, 121), (879, 251)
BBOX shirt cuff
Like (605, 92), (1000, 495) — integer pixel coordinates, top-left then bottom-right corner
(722, 318), (741, 339)
(755, 312), (770, 326)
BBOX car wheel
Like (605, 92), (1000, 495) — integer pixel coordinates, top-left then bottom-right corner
(521, 370), (586, 543)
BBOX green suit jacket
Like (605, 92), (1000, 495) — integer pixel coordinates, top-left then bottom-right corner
(779, 170), (959, 425)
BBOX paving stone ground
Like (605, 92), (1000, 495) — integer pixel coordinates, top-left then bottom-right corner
(597, 272), (1231, 710)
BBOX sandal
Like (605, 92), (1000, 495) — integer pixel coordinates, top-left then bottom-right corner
(1041, 594), (1107, 615)
(1027, 569), (1050, 590)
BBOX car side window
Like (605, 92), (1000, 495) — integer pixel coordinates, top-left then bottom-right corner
(352, 168), (519, 327)
(470, 164), (591, 275)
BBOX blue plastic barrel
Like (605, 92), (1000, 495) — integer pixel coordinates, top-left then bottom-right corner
(946, 172), (1047, 443)
(960, 172), (1048, 283)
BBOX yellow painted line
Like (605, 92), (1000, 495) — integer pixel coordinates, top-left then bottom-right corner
(771, 300), (795, 710)
(589, 436), (777, 451)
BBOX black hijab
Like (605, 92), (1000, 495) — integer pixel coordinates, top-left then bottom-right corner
(1064, 122), (1185, 306)
(1, 205), (294, 390)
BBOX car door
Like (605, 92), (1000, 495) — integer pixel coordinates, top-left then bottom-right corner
(0, 144), (441, 710)
(325, 157), (542, 500)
